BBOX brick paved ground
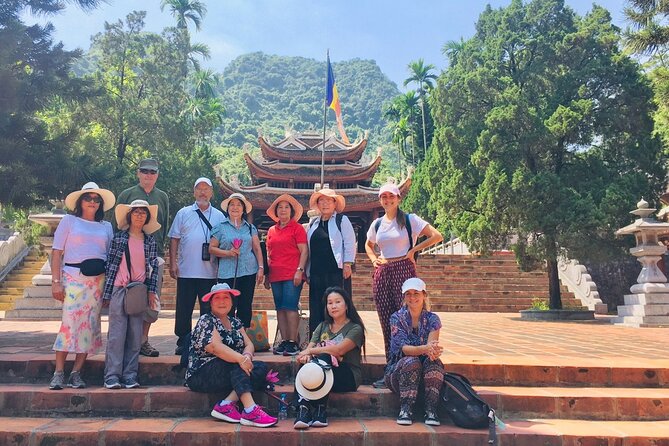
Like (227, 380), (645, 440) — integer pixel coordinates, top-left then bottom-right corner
(1, 311), (666, 365)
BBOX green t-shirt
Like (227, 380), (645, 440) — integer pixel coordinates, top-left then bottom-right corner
(115, 184), (169, 256)
(310, 321), (364, 388)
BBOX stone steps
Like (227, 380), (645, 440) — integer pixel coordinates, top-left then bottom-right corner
(1, 416), (668, 445)
(1, 383), (668, 421)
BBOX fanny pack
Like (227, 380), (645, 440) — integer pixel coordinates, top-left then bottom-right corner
(122, 241), (148, 316)
(65, 258), (106, 276)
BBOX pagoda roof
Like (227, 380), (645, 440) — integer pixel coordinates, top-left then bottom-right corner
(215, 177), (412, 213)
(258, 133), (367, 163)
(244, 153), (381, 183)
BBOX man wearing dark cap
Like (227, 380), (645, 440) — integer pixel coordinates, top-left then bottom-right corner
(114, 158), (169, 357)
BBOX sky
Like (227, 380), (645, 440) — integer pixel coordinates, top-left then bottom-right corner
(24, 0), (629, 89)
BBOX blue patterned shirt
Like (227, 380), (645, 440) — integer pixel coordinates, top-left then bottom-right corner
(103, 230), (159, 300)
(186, 313), (245, 381)
(385, 306), (442, 375)
(210, 220), (259, 279)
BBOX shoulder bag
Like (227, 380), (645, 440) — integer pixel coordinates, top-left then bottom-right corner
(123, 240), (149, 316)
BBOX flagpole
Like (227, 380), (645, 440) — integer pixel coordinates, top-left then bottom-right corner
(321, 50), (329, 189)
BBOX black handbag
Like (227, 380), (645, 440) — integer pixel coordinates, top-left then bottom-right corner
(66, 258), (106, 276)
(122, 241), (148, 316)
(441, 372), (498, 444)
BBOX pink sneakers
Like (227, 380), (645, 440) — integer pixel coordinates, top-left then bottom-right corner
(211, 401), (242, 423)
(240, 405), (278, 428)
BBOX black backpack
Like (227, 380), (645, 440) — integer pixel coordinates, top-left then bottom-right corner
(441, 372), (498, 444)
(373, 213), (419, 261)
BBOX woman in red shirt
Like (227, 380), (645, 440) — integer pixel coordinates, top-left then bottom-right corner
(265, 194), (308, 356)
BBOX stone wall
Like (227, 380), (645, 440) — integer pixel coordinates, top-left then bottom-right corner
(583, 258), (640, 311)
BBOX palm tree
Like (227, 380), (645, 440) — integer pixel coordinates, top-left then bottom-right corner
(191, 69), (219, 99)
(392, 117), (410, 180)
(160, 0), (207, 31)
(404, 59), (437, 159)
(384, 91), (420, 164)
(624, 0), (669, 55)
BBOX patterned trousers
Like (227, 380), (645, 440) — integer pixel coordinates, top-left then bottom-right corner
(372, 258), (416, 360)
(386, 356), (444, 412)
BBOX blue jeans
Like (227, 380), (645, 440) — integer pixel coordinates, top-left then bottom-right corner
(271, 280), (303, 311)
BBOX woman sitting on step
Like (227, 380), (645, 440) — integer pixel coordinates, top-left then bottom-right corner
(293, 286), (366, 429)
(384, 277), (444, 426)
(185, 283), (277, 428)
(102, 200), (160, 389)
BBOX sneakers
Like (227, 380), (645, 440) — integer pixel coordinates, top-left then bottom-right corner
(311, 404), (328, 427)
(240, 405), (277, 428)
(67, 371), (86, 389)
(211, 401), (242, 423)
(424, 410), (440, 426)
(372, 376), (387, 389)
(140, 341), (160, 357)
(293, 404), (311, 429)
(282, 341), (300, 356)
(123, 378), (140, 389)
(273, 340), (287, 355)
(49, 371), (65, 390)
(104, 377), (122, 389)
(397, 405), (413, 425)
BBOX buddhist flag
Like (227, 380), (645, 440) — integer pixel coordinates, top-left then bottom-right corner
(326, 56), (350, 145)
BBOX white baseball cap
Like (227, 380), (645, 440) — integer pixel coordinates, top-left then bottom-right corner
(194, 177), (213, 188)
(401, 277), (427, 294)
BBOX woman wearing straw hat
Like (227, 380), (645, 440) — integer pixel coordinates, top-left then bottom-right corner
(365, 183), (443, 388)
(265, 194), (308, 356)
(305, 187), (356, 334)
(209, 193), (264, 328)
(186, 283), (277, 428)
(101, 200), (160, 389)
(49, 182), (115, 390)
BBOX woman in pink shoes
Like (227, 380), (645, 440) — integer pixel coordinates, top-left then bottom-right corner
(185, 283), (277, 427)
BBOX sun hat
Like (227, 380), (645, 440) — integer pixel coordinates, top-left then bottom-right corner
(114, 199), (161, 234)
(294, 358), (334, 401)
(378, 183), (401, 197)
(202, 283), (241, 302)
(309, 187), (346, 213)
(65, 182), (116, 212)
(401, 277), (427, 294)
(267, 194), (304, 223)
(138, 158), (159, 171)
(194, 177), (213, 188)
(221, 193), (253, 214)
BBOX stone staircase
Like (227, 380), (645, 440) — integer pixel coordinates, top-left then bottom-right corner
(0, 354), (667, 444)
(0, 251), (44, 311)
(160, 252), (581, 312)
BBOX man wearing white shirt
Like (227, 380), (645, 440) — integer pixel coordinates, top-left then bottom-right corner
(168, 177), (226, 355)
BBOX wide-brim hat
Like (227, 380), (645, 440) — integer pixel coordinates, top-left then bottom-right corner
(115, 199), (161, 234)
(65, 182), (116, 212)
(221, 193), (252, 214)
(309, 187), (345, 213)
(202, 283), (241, 302)
(294, 359), (334, 401)
(267, 194), (304, 223)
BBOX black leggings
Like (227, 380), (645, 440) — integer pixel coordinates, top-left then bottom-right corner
(219, 273), (256, 328)
(186, 358), (267, 395)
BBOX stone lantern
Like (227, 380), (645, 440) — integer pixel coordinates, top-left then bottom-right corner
(613, 198), (669, 327)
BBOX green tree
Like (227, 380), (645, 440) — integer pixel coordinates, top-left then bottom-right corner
(404, 59), (437, 161)
(418, 0), (665, 309)
(623, 0), (669, 54)
(0, 0), (102, 206)
(160, 0), (208, 79)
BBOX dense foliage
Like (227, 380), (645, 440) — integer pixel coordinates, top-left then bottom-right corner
(408, 0), (666, 308)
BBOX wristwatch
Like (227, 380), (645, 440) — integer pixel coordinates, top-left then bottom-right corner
(296, 267), (304, 272)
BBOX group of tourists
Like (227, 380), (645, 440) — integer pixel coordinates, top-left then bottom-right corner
(47, 157), (446, 428)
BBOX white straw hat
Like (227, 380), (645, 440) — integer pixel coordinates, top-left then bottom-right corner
(65, 182), (116, 212)
(294, 358), (334, 401)
(114, 199), (161, 234)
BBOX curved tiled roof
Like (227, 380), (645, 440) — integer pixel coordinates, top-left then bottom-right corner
(258, 134), (367, 163)
(244, 153), (381, 183)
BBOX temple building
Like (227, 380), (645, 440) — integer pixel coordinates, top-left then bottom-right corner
(215, 130), (411, 250)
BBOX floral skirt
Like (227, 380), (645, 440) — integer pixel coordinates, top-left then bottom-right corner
(52, 271), (104, 354)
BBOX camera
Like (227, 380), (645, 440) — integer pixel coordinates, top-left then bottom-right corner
(201, 242), (211, 261)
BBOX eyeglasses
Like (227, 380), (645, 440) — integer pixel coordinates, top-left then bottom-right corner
(82, 194), (102, 203)
(139, 169), (158, 175)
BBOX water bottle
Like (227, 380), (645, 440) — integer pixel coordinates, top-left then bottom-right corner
(278, 393), (288, 421)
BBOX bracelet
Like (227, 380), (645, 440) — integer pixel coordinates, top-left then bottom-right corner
(258, 266), (264, 269)
(243, 352), (253, 359)
(296, 267), (304, 272)
(52, 279), (61, 284)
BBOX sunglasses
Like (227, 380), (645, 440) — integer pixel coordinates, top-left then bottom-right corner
(82, 194), (102, 203)
(139, 169), (158, 175)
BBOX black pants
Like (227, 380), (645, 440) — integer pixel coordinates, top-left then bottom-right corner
(308, 270), (344, 334)
(219, 274), (256, 328)
(186, 358), (268, 394)
(294, 357), (357, 408)
(175, 278), (217, 346)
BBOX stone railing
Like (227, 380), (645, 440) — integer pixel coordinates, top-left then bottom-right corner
(0, 231), (29, 282)
(422, 236), (470, 255)
(557, 257), (605, 312)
